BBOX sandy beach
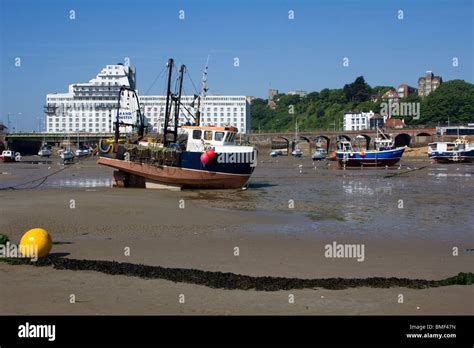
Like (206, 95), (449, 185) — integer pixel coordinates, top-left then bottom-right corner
(0, 155), (473, 314)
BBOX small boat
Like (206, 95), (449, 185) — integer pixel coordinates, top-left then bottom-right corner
(270, 150), (282, 157)
(312, 148), (327, 161)
(60, 149), (74, 162)
(291, 148), (303, 157)
(38, 144), (53, 157)
(75, 146), (91, 157)
(336, 133), (405, 167)
(428, 137), (474, 163)
(0, 150), (21, 162)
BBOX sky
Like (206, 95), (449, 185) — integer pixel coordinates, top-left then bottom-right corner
(0, 0), (473, 131)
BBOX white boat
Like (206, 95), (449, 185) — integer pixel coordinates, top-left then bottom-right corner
(292, 120), (303, 157)
(75, 146), (91, 157)
(60, 150), (74, 162)
(311, 148), (327, 160)
(0, 150), (21, 162)
(428, 137), (474, 163)
(292, 148), (303, 157)
(38, 144), (53, 157)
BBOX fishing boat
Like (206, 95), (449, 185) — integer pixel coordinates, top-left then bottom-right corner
(97, 58), (257, 190)
(311, 148), (327, 161)
(0, 150), (21, 162)
(428, 137), (474, 163)
(336, 130), (405, 167)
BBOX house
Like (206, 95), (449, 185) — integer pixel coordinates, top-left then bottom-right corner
(268, 100), (277, 110)
(384, 118), (405, 129)
(381, 89), (400, 103)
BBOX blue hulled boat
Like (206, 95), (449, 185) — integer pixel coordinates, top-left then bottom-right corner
(336, 136), (405, 168)
(428, 137), (474, 163)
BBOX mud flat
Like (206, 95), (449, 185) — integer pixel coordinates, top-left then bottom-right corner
(0, 155), (473, 314)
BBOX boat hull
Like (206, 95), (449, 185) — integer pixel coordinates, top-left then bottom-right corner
(428, 150), (474, 163)
(336, 147), (405, 167)
(0, 156), (16, 163)
(98, 157), (252, 189)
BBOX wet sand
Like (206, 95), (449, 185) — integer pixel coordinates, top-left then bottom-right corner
(0, 155), (473, 314)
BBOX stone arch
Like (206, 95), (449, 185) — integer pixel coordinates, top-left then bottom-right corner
(314, 135), (330, 152)
(394, 133), (411, 147)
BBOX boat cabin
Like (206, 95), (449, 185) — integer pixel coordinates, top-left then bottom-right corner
(374, 138), (394, 151)
(2, 150), (14, 157)
(428, 142), (455, 153)
(181, 125), (239, 152)
(338, 140), (353, 152)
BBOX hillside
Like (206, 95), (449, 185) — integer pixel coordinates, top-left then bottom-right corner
(250, 77), (474, 132)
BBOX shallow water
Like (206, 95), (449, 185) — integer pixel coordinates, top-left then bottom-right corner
(1, 155), (472, 242)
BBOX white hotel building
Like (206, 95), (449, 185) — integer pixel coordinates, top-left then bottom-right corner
(45, 64), (251, 134)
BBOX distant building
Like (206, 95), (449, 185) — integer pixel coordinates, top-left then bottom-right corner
(288, 90), (308, 98)
(384, 118), (405, 129)
(268, 100), (277, 110)
(344, 110), (375, 131)
(397, 84), (417, 98)
(369, 113), (384, 130)
(45, 64), (251, 134)
(418, 70), (442, 97)
(381, 89), (400, 102)
(268, 89), (279, 101)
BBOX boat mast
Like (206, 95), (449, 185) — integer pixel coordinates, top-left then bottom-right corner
(163, 58), (174, 147)
(195, 56), (209, 126)
(172, 64), (186, 144)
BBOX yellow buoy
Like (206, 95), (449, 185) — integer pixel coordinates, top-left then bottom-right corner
(19, 228), (52, 258)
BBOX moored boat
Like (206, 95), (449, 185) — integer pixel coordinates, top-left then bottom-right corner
(0, 150), (21, 162)
(97, 58), (257, 190)
(38, 144), (53, 157)
(336, 133), (405, 167)
(428, 137), (474, 163)
(312, 148), (327, 161)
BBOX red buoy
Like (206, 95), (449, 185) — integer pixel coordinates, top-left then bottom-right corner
(206, 149), (215, 159)
(200, 153), (210, 164)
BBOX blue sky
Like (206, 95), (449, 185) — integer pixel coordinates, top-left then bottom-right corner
(0, 0), (473, 131)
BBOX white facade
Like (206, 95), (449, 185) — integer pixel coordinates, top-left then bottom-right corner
(139, 95), (250, 133)
(45, 64), (250, 134)
(343, 111), (375, 131)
